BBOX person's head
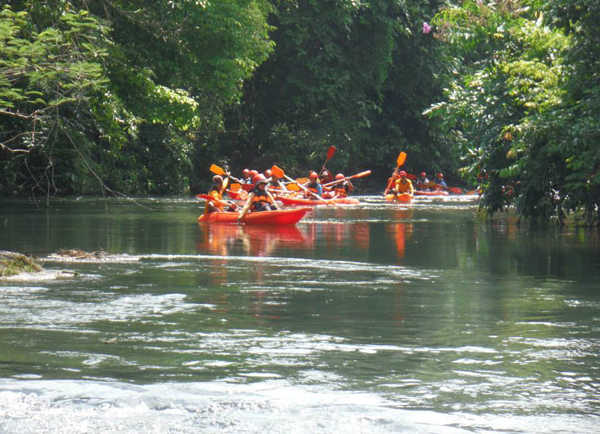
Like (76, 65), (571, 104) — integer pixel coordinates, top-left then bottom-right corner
(242, 169), (250, 178)
(212, 175), (223, 184)
(249, 170), (259, 178)
(264, 169), (272, 178)
(420, 172), (426, 178)
(399, 171), (407, 179)
(253, 174), (268, 189)
(335, 173), (344, 180)
(321, 170), (330, 180)
(437, 173), (444, 179)
(309, 171), (319, 180)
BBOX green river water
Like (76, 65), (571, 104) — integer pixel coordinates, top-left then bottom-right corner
(0, 196), (599, 433)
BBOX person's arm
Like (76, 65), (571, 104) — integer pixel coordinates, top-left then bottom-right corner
(238, 193), (254, 222)
(316, 183), (323, 196)
(266, 190), (280, 210)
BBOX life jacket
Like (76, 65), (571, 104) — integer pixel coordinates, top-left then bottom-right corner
(250, 186), (273, 210)
(204, 186), (224, 213)
(305, 180), (321, 198)
(334, 183), (349, 198)
(395, 178), (413, 194)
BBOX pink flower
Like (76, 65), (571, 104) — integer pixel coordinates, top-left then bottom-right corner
(422, 22), (432, 34)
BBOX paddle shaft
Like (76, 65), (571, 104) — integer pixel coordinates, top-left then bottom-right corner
(282, 173), (329, 204)
(323, 170), (371, 188)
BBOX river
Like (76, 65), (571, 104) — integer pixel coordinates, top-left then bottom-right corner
(1, 196), (599, 433)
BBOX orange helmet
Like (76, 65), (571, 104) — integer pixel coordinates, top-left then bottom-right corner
(264, 169), (272, 178)
(437, 173), (444, 178)
(309, 172), (319, 180)
(249, 170), (259, 177)
(252, 174), (267, 185)
(420, 172), (426, 177)
(335, 173), (344, 180)
(242, 169), (250, 176)
(399, 171), (407, 177)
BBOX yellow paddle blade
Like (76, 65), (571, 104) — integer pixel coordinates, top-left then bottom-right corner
(295, 178), (308, 184)
(286, 183), (301, 192)
(210, 164), (226, 176)
(397, 152), (407, 167)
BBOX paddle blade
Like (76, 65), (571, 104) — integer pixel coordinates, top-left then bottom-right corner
(210, 164), (226, 176)
(295, 177), (309, 184)
(230, 183), (241, 191)
(397, 152), (407, 167)
(350, 170), (371, 179)
(326, 145), (336, 160)
(271, 165), (285, 178)
(406, 173), (417, 180)
(286, 183), (301, 192)
(241, 183), (254, 191)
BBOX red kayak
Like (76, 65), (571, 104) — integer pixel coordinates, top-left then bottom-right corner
(276, 196), (360, 206)
(414, 190), (449, 196)
(385, 193), (413, 203)
(198, 207), (311, 225)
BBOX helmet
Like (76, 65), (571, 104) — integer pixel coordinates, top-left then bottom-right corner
(399, 171), (407, 177)
(264, 169), (272, 178)
(437, 173), (444, 178)
(321, 171), (330, 178)
(249, 170), (259, 178)
(212, 175), (223, 183)
(309, 172), (319, 180)
(253, 174), (267, 185)
(335, 173), (344, 180)
(420, 172), (426, 177)
(242, 169), (250, 176)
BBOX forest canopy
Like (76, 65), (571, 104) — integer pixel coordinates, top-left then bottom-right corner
(1, 0), (599, 224)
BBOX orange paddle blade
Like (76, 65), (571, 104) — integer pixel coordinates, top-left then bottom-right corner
(209, 164), (226, 176)
(397, 152), (407, 167)
(271, 165), (285, 178)
(230, 183), (241, 191)
(295, 177), (309, 184)
(326, 145), (336, 160)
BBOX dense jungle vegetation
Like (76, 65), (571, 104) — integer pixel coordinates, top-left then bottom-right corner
(1, 1), (599, 224)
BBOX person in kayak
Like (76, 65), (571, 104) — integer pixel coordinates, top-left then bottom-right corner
(205, 175), (237, 214)
(392, 171), (414, 196)
(267, 170), (289, 192)
(416, 172), (430, 189)
(434, 173), (447, 188)
(238, 174), (280, 222)
(303, 171), (323, 199)
(331, 173), (354, 199)
(241, 169), (252, 184)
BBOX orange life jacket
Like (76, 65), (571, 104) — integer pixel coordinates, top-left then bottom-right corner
(251, 187), (273, 210)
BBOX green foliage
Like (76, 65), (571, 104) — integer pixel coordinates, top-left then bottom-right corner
(427, 0), (600, 224)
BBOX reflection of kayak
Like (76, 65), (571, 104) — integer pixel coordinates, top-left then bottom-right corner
(385, 193), (413, 203)
(276, 196), (360, 206)
(414, 190), (449, 196)
(198, 207), (311, 225)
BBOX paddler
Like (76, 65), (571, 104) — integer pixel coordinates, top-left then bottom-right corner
(266, 169), (288, 192)
(237, 174), (280, 222)
(416, 172), (430, 189)
(331, 173), (354, 199)
(392, 171), (414, 197)
(303, 171), (323, 199)
(241, 169), (252, 184)
(434, 173), (447, 188)
(205, 175), (237, 214)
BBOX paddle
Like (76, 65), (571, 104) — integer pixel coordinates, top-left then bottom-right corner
(319, 145), (336, 176)
(323, 170), (371, 188)
(209, 164), (246, 186)
(196, 193), (233, 209)
(226, 189), (249, 201)
(271, 165), (331, 204)
(383, 152), (407, 195)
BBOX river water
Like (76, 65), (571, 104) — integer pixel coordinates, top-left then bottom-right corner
(1, 196), (599, 433)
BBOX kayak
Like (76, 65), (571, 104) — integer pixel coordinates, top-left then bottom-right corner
(198, 207), (311, 225)
(276, 196), (360, 206)
(414, 190), (449, 196)
(385, 193), (413, 203)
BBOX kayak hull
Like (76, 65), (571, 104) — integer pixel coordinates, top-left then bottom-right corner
(276, 196), (360, 206)
(385, 193), (413, 203)
(414, 190), (449, 196)
(198, 207), (311, 225)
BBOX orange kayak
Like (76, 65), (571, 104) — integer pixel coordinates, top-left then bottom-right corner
(276, 196), (360, 206)
(385, 193), (413, 203)
(414, 190), (449, 196)
(198, 207), (311, 225)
